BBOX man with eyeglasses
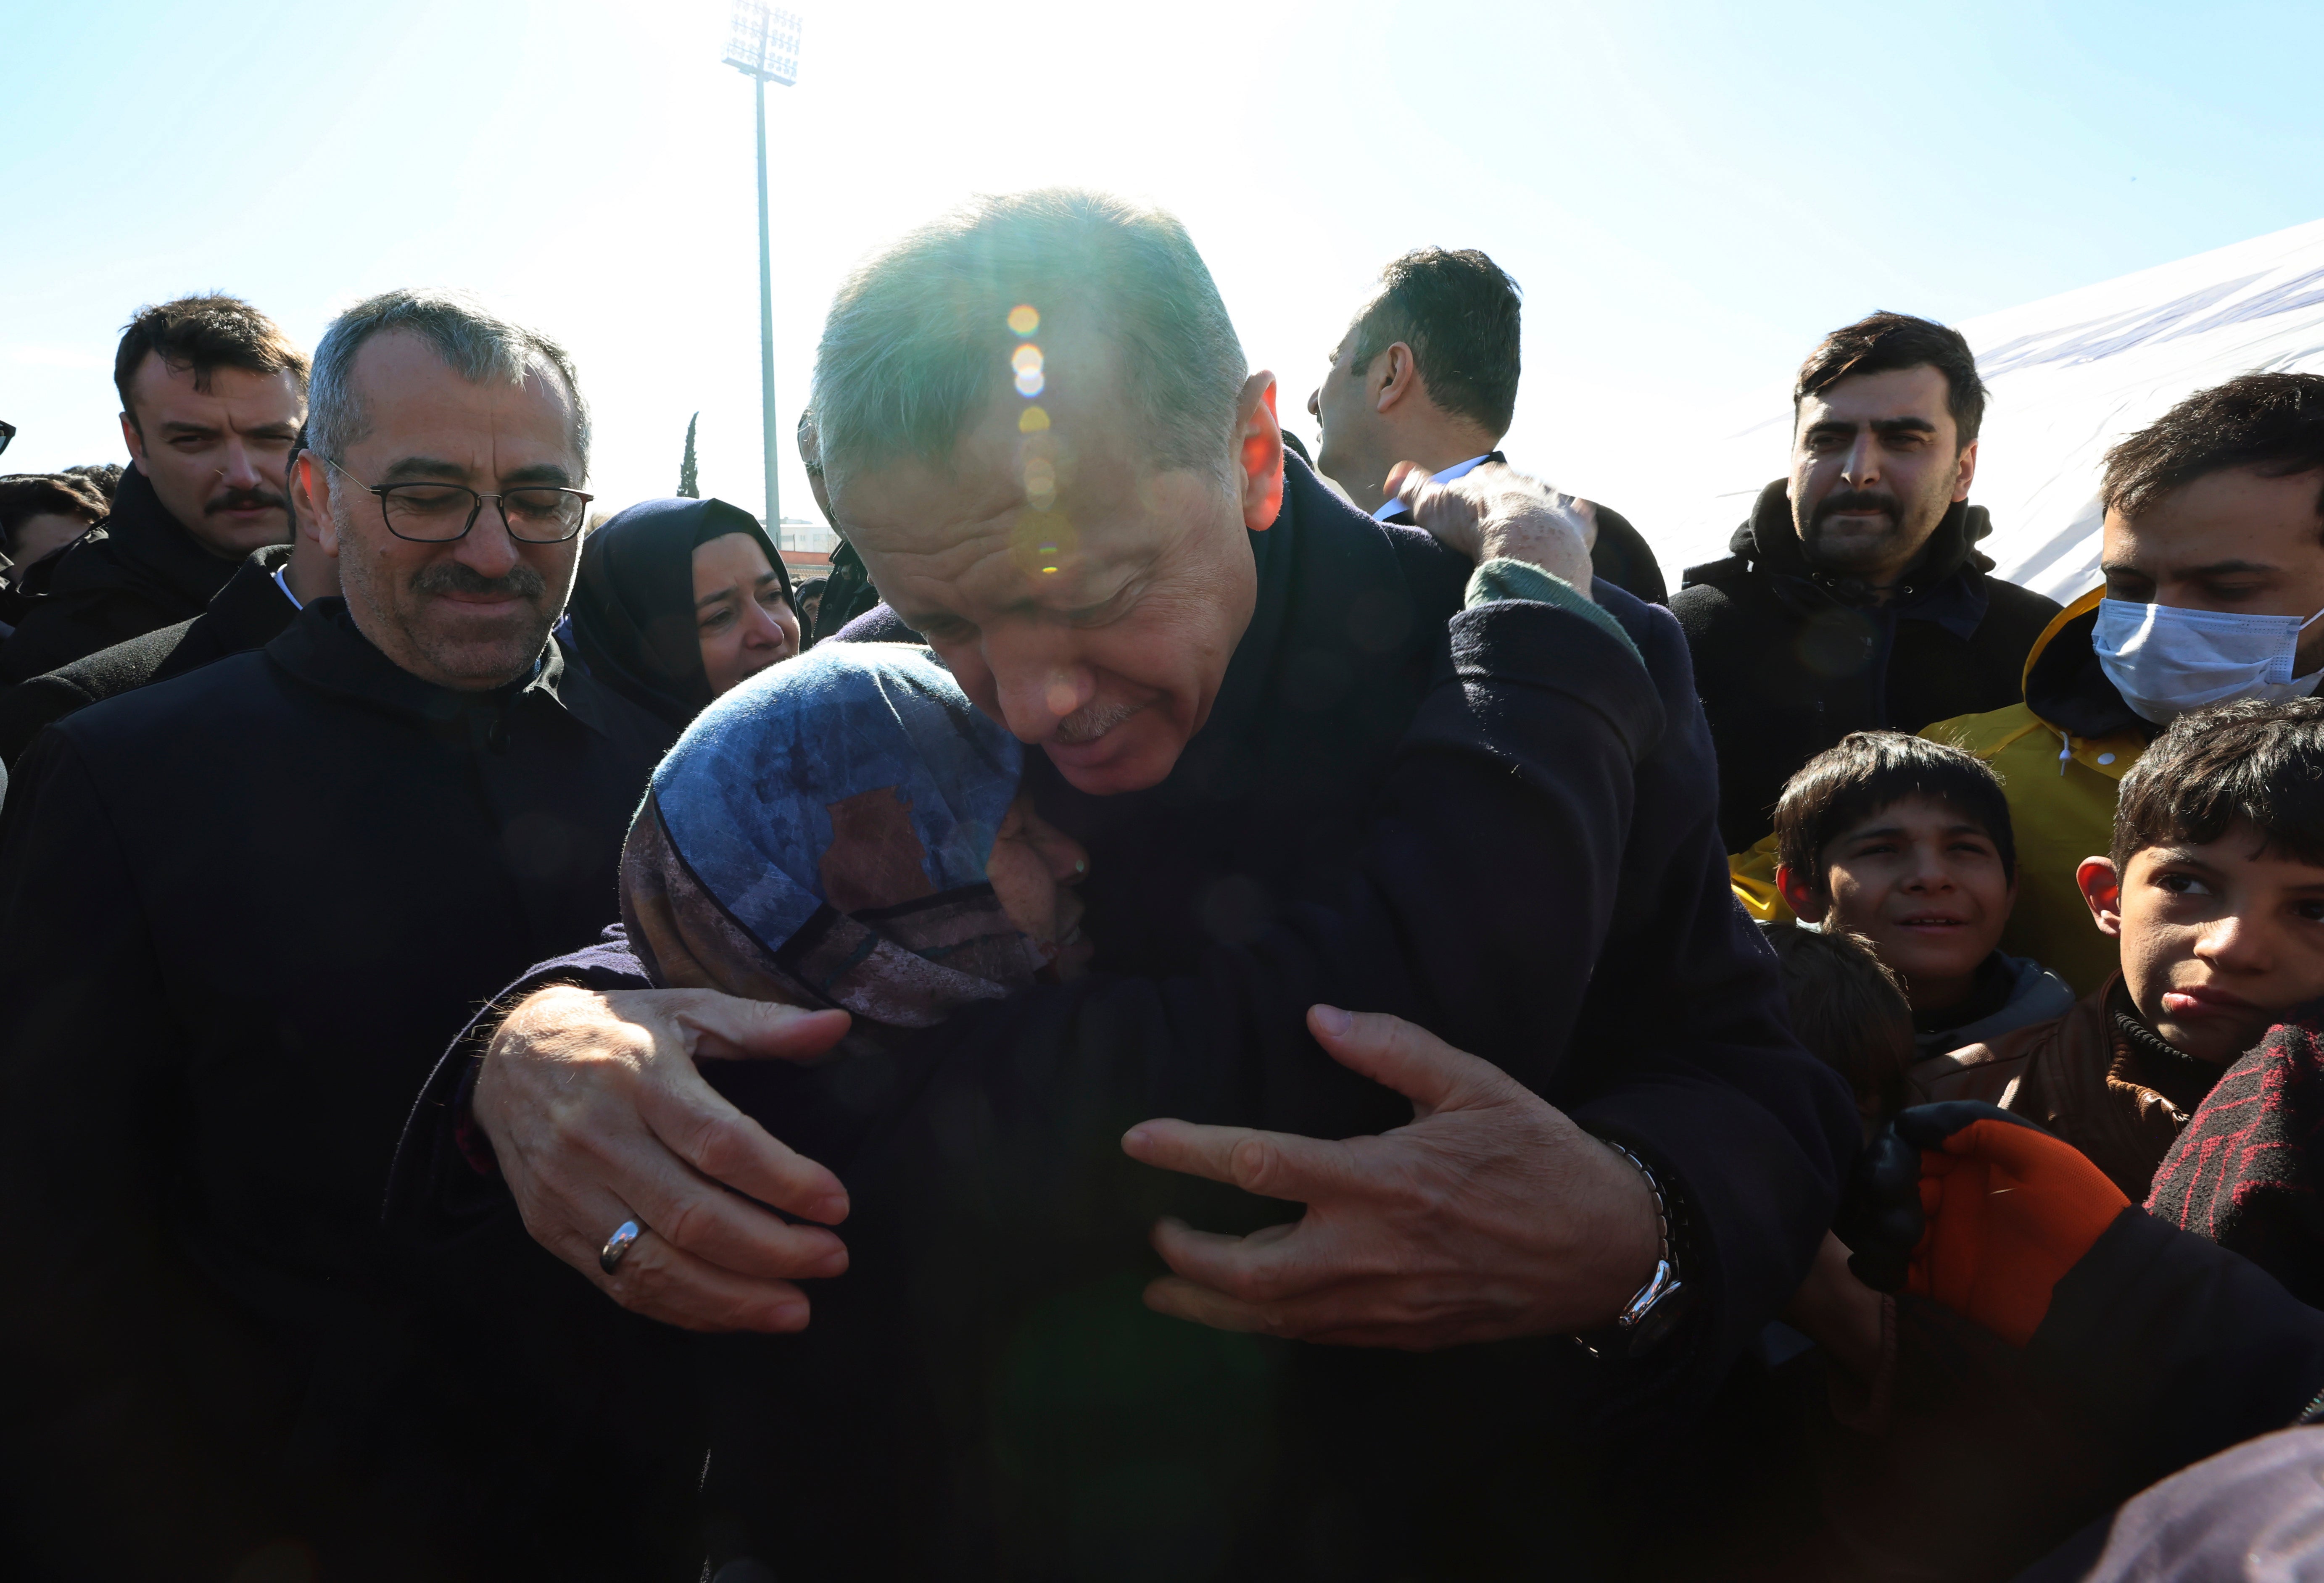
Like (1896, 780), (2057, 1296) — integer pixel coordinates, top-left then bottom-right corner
(0, 290), (693, 1579)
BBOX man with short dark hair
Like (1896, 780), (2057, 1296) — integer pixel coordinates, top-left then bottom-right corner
(0, 294), (308, 682)
(1925, 371), (2324, 993)
(1675, 311), (2062, 857)
(0, 290), (695, 1577)
(1308, 245), (1666, 599)
(0, 441), (340, 769)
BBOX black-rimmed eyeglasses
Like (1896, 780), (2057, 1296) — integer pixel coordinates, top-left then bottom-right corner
(0, 419), (16, 458)
(317, 453), (591, 544)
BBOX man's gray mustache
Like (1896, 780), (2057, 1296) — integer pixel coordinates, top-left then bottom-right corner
(1054, 701), (1140, 745)
(414, 562), (549, 601)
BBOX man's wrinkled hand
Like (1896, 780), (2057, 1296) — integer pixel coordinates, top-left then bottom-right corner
(1120, 1006), (1659, 1349)
(472, 984), (854, 1333)
(1386, 459), (1597, 598)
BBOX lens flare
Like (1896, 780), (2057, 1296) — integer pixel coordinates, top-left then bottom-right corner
(1010, 342), (1046, 399)
(1013, 508), (1075, 578)
(1018, 405), (1050, 432)
(1008, 304), (1040, 337)
(1024, 456), (1057, 510)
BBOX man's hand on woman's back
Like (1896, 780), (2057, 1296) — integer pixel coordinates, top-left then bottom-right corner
(1123, 1006), (1662, 1349)
(471, 984), (855, 1332)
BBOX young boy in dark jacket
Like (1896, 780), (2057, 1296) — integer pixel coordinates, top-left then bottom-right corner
(1772, 732), (2074, 1063)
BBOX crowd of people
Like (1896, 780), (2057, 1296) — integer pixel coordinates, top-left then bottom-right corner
(4, 186), (2324, 1581)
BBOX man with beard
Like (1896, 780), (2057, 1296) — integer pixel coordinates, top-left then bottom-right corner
(1672, 312), (2060, 859)
(0, 294), (308, 682)
(0, 290), (704, 1580)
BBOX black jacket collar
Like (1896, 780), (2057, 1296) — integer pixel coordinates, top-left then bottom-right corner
(265, 598), (566, 734)
(1688, 478), (1997, 638)
(74, 463), (243, 608)
(203, 545), (301, 650)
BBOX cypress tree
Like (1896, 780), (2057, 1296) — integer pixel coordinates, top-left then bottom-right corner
(678, 412), (700, 498)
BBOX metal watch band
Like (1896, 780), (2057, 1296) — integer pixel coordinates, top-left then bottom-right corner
(1573, 1138), (1690, 1360)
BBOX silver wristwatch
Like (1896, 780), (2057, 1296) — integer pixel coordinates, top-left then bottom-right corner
(1572, 1138), (1691, 1359)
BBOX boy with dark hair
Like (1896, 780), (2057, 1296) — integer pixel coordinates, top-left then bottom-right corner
(0, 293), (307, 682)
(1922, 371), (2324, 996)
(1774, 731), (2074, 1058)
(1679, 311), (2060, 860)
(1915, 695), (2324, 1199)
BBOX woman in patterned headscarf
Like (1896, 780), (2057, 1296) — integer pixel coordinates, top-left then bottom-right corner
(620, 641), (1090, 1041)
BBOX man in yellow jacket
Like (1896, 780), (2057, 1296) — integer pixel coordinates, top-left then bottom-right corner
(1735, 371), (2324, 995)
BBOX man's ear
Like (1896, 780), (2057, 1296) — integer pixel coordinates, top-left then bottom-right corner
(1237, 372), (1285, 532)
(119, 410), (148, 468)
(1952, 437), (1979, 503)
(1775, 864), (1830, 925)
(1373, 343), (1421, 415)
(300, 453), (342, 558)
(2076, 856), (2123, 938)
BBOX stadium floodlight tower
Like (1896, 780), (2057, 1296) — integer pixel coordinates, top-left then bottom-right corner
(721, 1), (803, 539)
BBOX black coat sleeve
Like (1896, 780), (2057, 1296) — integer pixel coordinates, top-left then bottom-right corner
(0, 671), (102, 770)
(2029, 1209), (2324, 1485)
(0, 731), (291, 1572)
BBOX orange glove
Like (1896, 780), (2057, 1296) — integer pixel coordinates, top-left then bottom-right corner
(1839, 1102), (2132, 1346)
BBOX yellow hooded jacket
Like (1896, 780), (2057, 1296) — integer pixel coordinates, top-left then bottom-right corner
(1730, 587), (2144, 995)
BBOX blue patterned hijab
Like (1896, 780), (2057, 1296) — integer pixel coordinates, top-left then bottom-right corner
(620, 643), (1047, 1027)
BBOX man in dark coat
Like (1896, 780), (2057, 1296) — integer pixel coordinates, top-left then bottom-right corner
(0, 289), (704, 1580)
(1672, 311), (2062, 853)
(0, 294), (306, 682)
(395, 190), (1860, 1578)
(1308, 244), (1666, 601)
(0, 466), (339, 769)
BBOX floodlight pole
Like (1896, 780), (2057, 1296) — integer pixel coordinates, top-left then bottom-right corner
(754, 74), (779, 536)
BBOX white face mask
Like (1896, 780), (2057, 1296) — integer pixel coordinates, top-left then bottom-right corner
(2094, 598), (2324, 724)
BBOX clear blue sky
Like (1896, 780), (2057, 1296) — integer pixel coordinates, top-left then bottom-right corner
(6, 0), (2321, 538)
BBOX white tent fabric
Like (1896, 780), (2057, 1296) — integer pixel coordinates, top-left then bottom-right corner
(1636, 218), (2324, 603)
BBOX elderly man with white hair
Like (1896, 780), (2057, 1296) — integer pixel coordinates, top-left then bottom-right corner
(395, 190), (1860, 1578)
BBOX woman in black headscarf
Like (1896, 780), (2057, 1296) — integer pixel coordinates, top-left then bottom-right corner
(567, 496), (801, 734)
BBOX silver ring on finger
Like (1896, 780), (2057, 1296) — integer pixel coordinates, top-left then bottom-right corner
(599, 1218), (644, 1275)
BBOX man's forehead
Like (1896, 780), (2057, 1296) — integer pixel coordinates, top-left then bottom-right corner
(2106, 469), (2324, 553)
(836, 343), (1156, 550)
(350, 333), (575, 446)
(132, 356), (303, 422)
(1797, 364), (1952, 424)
